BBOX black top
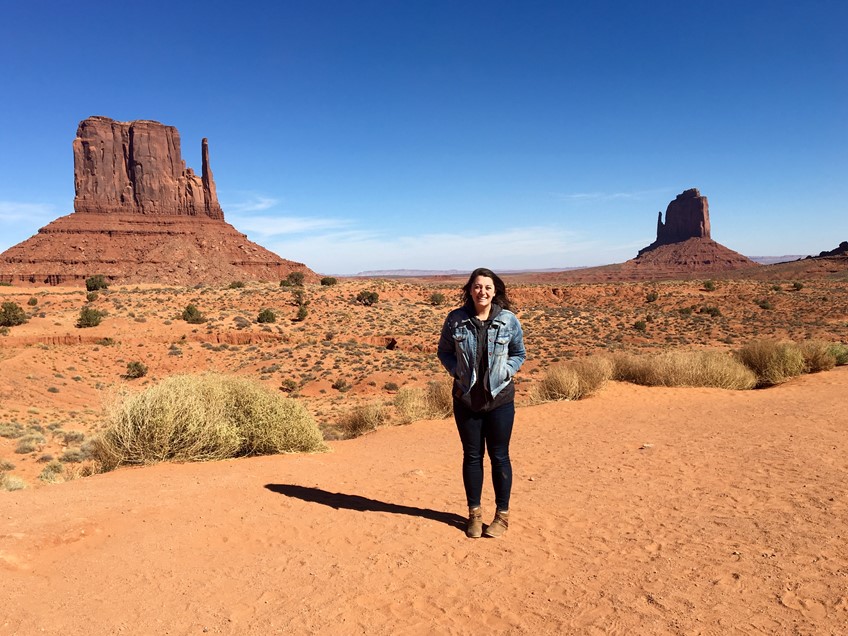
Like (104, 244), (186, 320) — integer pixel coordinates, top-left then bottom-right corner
(463, 305), (515, 412)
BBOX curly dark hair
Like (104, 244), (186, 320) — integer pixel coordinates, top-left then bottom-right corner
(461, 267), (513, 311)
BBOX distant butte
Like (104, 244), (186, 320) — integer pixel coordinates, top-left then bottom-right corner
(0, 116), (315, 286)
(624, 188), (756, 275)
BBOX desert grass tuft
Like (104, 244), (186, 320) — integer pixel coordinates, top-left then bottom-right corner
(736, 339), (806, 387)
(92, 373), (326, 470)
(532, 357), (613, 402)
(612, 350), (757, 390)
(394, 378), (453, 424)
(798, 340), (837, 373)
(828, 343), (848, 366)
(0, 473), (27, 491)
(337, 402), (387, 439)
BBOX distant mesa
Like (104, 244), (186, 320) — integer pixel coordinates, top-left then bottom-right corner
(0, 116), (315, 286)
(814, 241), (848, 258)
(625, 188), (756, 276)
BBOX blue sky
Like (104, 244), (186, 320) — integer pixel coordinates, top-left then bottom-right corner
(1, 1), (845, 275)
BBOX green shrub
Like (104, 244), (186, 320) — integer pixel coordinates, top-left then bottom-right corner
(27, 296), (38, 306)
(827, 343), (848, 366)
(737, 339), (806, 387)
(337, 402), (386, 439)
(383, 381), (399, 392)
(181, 304), (206, 324)
(228, 281), (245, 289)
(429, 292), (447, 306)
(77, 307), (105, 328)
(15, 433), (45, 454)
(612, 351), (757, 390)
(703, 280), (716, 291)
(755, 298), (774, 310)
(792, 282), (804, 291)
(280, 271), (305, 287)
(0, 302), (27, 327)
(85, 275), (109, 291)
(356, 290), (379, 306)
(645, 291), (659, 303)
(533, 357), (613, 402)
(91, 373), (326, 470)
(257, 308), (277, 323)
(280, 379), (298, 393)
(699, 305), (722, 318)
(39, 460), (65, 483)
(124, 361), (148, 379)
(320, 276), (338, 286)
(86, 291), (98, 302)
(296, 305), (308, 321)
(633, 320), (647, 332)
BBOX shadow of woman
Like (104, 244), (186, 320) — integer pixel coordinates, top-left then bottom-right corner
(265, 484), (465, 530)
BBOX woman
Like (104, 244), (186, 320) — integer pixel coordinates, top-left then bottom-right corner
(437, 267), (526, 538)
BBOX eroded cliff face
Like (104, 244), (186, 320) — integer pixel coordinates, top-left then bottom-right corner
(72, 116), (223, 219)
(0, 117), (316, 286)
(632, 189), (755, 272)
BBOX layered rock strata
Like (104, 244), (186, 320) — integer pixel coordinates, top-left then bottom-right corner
(0, 117), (315, 286)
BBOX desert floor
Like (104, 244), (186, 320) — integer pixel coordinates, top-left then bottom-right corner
(2, 367), (847, 635)
(1, 276), (847, 634)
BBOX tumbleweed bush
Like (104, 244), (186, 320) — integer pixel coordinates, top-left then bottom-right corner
(736, 339), (806, 387)
(612, 350), (757, 390)
(533, 357), (613, 402)
(93, 373), (326, 470)
(798, 339), (837, 373)
(394, 378), (453, 424)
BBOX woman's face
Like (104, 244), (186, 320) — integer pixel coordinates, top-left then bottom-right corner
(471, 275), (496, 312)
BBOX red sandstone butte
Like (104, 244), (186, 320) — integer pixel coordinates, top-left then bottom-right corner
(0, 117), (315, 286)
(629, 188), (756, 275)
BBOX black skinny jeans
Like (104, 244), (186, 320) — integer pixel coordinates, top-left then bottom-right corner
(453, 399), (514, 511)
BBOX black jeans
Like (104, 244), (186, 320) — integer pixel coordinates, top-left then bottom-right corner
(453, 399), (514, 511)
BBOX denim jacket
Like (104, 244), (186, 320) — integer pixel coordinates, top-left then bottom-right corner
(437, 304), (526, 403)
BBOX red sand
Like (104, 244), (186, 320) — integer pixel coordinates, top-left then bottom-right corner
(3, 368), (847, 635)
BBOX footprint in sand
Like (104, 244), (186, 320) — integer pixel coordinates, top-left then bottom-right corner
(780, 590), (827, 620)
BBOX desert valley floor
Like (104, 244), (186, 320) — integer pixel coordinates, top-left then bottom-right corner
(1, 272), (847, 634)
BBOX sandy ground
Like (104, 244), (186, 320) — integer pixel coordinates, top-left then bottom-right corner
(2, 367), (846, 635)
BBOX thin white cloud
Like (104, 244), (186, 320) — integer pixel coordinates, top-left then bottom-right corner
(221, 195), (279, 214)
(553, 187), (672, 203)
(0, 201), (55, 222)
(261, 225), (611, 275)
(229, 213), (350, 237)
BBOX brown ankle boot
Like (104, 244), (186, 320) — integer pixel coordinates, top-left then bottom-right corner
(466, 507), (483, 538)
(483, 509), (509, 538)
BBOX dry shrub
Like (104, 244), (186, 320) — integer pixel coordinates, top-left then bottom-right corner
(736, 339), (806, 387)
(798, 340), (837, 373)
(533, 357), (613, 402)
(92, 373), (326, 470)
(394, 378), (453, 424)
(337, 402), (386, 439)
(612, 350), (757, 390)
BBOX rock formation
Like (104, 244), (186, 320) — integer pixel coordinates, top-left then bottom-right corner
(73, 117), (223, 219)
(0, 117), (315, 286)
(815, 241), (848, 258)
(627, 188), (756, 276)
(638, 188), (710, 256)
